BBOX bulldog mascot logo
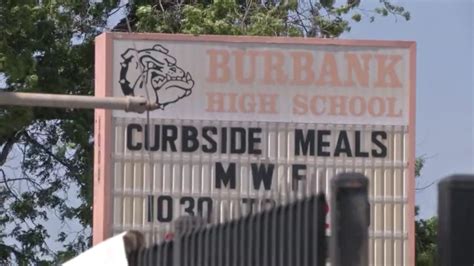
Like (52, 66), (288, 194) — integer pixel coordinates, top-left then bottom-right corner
(119, 44), (195, 110)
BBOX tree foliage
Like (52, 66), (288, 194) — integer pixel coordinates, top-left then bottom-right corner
(130, 0), (410, 37)
(0, 0), (409, 264)
(0, 1), (116, 264)
(415, 207), (437, 266)
(415, 157), (437, 265)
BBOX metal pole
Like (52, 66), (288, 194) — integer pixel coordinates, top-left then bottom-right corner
(0, 92), (158, 113)
(330, 172), (369, 266)
(438, 174), (474, 266)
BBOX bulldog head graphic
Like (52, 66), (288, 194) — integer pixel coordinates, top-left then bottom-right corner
(119, 44), (195, 109)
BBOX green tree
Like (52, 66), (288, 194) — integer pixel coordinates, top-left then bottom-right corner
(415, 207), (437, 266)
(0, 1), (119, 264)
(0, 0), (409, 264)
(415, 157), (438, 266)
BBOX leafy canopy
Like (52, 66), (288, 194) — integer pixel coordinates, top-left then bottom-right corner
(415, 157), (438, 266)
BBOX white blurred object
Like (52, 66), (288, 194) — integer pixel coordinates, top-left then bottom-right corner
(63, 232), (129, 266)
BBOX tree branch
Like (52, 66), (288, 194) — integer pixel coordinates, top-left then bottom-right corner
(0, 169), (20, 201)
(0, 243), (23, 262)
(294, 9), (309, 35)
(22, 131), (78, 173)
(0, 134), (21, 166)
(416, 181), (436, 191)
(0, 177), (37, 184)
(241, 0), (252, 31)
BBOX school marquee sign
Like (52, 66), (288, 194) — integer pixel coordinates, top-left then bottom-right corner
(93, 33), (416, 265)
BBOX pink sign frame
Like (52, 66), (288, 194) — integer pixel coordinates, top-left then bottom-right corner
(94, 32), (416, 264)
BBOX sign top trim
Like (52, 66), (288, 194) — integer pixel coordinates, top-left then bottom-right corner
(101, 32), (416, 49)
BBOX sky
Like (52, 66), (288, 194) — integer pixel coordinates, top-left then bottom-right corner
(343, 0), (473, 218)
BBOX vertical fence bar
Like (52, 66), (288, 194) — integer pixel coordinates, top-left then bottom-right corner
(330, 173), (369, 266)
(316, 194), (327, 266)
(438, 174), (474, 266)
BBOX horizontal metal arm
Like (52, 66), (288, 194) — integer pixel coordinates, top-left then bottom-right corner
(0, 92), (158, 113)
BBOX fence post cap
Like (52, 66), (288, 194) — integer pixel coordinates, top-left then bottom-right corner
(439, 174), (474, 188)
(332, 172), (368, 188)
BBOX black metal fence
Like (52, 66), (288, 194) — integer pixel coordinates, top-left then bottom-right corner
(120, 173), (474, 266)
(122, 173), (372, 266)
(129, 193), (327, 266)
